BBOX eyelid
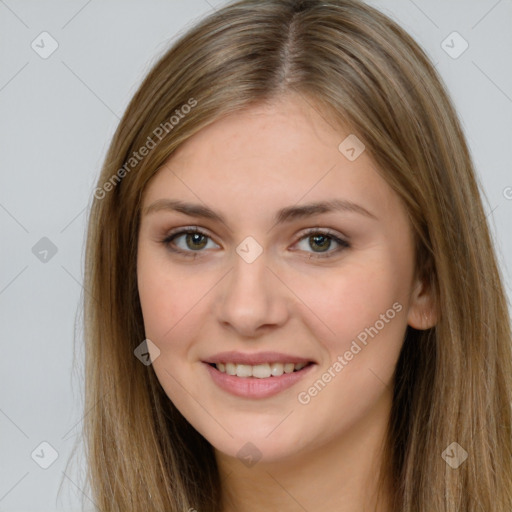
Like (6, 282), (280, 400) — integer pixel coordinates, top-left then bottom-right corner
(162, 226), (220, 252)
(165, 225), (216, 240)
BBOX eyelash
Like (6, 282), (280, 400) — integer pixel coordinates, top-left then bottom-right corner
(160, 226), (350, 260)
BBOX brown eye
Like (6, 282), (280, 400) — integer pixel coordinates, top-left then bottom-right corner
(309, 234), (331, 252)
(162, 227), (219, 257)
(295, 229), (350, 259)
(184, 232), (208, 250)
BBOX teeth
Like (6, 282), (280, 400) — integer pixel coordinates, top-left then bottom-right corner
(284, 363), (295, 373)
(252, 363), (271, 378)
(214, 361), (309, 378)
(235, 364), (252, 378)
(270, 363), (284, 376)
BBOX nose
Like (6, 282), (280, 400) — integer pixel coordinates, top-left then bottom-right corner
(214, 247), (290, 338)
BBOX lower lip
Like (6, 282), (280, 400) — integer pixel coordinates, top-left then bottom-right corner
(204, 362), (315, 399)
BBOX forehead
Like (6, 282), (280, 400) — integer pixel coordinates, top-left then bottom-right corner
(142, 95), (397, 222)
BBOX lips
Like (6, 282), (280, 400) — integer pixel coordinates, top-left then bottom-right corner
(203, 351), (316, 399)
(203, 350), (314, 366)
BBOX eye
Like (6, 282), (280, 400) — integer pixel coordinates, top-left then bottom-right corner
(161, 227), (219, 258)
(293, 228), (350, 259)
(161, 227), (350, 260)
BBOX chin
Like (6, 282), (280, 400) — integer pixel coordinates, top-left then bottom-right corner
(197, 418), (311, 465)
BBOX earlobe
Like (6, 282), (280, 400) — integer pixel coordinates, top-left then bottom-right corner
(407, 277), (438, 330)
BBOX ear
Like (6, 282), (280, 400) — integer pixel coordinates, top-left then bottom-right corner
(407, 274), (438, 330)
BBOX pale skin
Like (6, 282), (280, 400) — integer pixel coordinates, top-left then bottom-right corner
(137, 93), (437, 511)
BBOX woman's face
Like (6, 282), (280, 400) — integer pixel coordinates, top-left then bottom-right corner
(137, 94), (431, 464)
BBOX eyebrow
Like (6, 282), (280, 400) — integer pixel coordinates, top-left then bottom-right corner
(142, 198), (377, 224)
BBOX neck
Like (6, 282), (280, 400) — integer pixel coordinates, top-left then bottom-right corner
(216, 388), (394, 512)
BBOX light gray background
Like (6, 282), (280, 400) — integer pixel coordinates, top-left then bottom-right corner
(1, 1), (511, 510)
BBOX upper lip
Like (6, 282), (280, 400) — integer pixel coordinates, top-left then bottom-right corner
(203, 351), (315, 366)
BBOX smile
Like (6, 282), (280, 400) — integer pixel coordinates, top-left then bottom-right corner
(204, 361), (315, 399)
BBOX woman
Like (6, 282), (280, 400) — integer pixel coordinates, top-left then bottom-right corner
(81, 0), (512, 510)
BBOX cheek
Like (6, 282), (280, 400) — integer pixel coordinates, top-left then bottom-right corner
(290, 261), (408, 442)
(292, 254), (406, 346)
(136, 253), (208, 413)
(137, 264), (174, 341)
(290, 251), (410, 412)
(137, 250), (208, 343)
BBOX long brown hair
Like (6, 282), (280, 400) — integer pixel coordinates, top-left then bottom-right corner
(76, 0), (512, 510)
